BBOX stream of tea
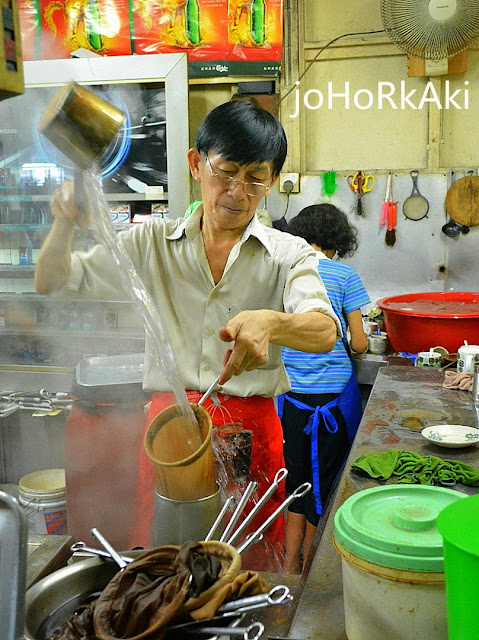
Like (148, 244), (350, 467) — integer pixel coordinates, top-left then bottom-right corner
(82, 166), (202, 451)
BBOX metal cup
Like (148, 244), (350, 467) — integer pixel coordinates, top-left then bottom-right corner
(152, 486), (222, 547)
(38, 81), (125, 169)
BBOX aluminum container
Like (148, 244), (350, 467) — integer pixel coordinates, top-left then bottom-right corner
(0, 490), (27, 640)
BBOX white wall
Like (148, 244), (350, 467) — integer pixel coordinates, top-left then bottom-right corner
(266, 172), (478, 312)
(273, 1), (479, 310)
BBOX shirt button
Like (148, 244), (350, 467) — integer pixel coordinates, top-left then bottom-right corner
(208, 329), (215, 336)
(211, 293), (217, 299)
(204, 365), (211, 371)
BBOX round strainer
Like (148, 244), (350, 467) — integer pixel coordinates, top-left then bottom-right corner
(403, 170), (429, 221)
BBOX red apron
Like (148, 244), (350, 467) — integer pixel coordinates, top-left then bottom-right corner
(132, 391), (286, 572)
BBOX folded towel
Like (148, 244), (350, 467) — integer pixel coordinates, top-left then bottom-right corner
(351, 449), (479, 487)
(443, 371), (473, 391)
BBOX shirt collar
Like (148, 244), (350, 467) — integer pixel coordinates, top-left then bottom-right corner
(165, 203), (273, 255)
(165, 203), (203, 240)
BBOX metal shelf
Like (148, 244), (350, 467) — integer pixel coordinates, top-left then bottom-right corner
(0, 327), (145, 339)
(0, 192), (168, 203)
(0, 265), (36, 274)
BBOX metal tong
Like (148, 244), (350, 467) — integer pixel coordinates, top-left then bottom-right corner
(70, 541), (133, 564)
(236, 482), (312, 554)
(226, 468), (288, 546)
(179, 621), (264, 640)
(198, 374), (222, 407)
(90, 527), (129, 570)
(169, 586), (292, 637)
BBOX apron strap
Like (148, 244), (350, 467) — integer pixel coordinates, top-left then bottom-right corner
(280, 393), (340, 515)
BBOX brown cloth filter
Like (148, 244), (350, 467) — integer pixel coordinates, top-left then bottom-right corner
(56, 541), (268, 640)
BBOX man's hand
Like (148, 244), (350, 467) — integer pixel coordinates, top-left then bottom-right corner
(34, 182), (89, 295)
(218, 308), (338, 385)
(50, 181), (91, 230)
(218, 310), (273, 384)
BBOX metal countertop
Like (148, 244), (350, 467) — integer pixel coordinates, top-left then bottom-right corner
(288, 365), (478, 640)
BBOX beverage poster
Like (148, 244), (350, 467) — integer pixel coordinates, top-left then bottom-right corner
(132, 0), (229, 78)
(17, 0), (40, 60)
(228, 0), (283, 76)
(38, 0), (132, 59)
(17, 0), (283, 76)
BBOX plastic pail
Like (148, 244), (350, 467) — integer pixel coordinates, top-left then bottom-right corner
(18, 469), (67, 535)
(436, 493), (479, 640)
(333, 484), (466, 640)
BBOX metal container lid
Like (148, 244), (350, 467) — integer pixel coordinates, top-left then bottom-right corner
(334, 484), (466, 572)
(0, 490), (27, 639)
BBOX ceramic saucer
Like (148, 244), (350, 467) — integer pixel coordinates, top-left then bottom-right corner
(421, 425), (479, 448)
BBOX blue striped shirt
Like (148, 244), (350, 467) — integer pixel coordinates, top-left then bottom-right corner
(282, 255), (370, 394)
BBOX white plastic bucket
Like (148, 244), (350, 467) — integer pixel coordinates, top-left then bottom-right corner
(334, 539), (447, 640)
(18, 469), (68, 535)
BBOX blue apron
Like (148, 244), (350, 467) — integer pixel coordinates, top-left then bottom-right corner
(278, 344), (363, 514)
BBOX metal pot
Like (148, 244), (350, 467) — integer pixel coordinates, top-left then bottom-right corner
(24, 553), (138, 640)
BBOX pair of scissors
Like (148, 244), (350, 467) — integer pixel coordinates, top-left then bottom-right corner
(347, 171), (375, 194)
(347, 171), (375, 215)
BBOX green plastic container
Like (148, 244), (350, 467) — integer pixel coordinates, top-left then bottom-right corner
(437, 493), (479, 640)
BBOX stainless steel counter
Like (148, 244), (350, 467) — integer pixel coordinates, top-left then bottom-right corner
(289, 366), (478, 640)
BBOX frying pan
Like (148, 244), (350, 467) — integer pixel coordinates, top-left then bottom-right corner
(445, 172), (479, 227)
(403, 170), (429, 221)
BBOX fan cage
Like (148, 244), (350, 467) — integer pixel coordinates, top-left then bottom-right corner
(381, 0), (479, 60)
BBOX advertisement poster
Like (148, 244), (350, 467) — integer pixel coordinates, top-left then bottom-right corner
(228, 0), (283, 76)
(38, 0), (132, 59)
(133, 0), (229, 78)
(18, 0), (40, 60)
(17, 0), (283, 76)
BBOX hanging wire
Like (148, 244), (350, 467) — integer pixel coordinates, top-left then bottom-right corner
(275, 29), (386, 109)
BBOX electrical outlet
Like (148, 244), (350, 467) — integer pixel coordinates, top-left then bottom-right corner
(279, 172), (300, 193)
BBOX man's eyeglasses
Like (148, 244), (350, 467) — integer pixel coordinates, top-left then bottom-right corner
(205, 155), (271, 198)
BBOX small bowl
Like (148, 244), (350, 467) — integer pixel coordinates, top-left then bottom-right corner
(421, 425), (479, 448)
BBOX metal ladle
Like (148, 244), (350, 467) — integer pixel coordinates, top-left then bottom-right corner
(442, 219), (462, 237)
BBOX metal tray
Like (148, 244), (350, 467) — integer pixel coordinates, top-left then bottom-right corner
(0, 490), (27, 640)
(75, 353), (144, 388)
(73, 353), (146, 403)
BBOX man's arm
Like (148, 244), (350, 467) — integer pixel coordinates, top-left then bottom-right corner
(34, 183), (90, 295)
(218, 309), (337, 384)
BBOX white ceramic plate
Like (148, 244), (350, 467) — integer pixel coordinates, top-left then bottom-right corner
(421, 425), (479, 448)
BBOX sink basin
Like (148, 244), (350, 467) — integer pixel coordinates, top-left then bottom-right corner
(353, 354), (388, 386)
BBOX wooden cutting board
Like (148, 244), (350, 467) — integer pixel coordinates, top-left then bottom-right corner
(445, 175), (479, 227)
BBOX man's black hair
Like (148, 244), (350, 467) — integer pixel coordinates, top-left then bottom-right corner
(196, 100), (287, 177)
(287, 203), (359, 258)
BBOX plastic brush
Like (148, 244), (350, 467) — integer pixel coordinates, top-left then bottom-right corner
(381, 172), (392, 226)
(385, 174), (398, 247)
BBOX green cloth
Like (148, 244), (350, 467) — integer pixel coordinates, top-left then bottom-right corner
(351, 450), (479, 487)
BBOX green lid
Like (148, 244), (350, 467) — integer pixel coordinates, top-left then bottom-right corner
(334, 484), (466, 572)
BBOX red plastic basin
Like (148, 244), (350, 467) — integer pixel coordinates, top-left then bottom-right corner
(377, 292), (479, 354)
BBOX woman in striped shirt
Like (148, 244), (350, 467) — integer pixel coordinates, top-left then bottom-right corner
(280, 203), (370, 573)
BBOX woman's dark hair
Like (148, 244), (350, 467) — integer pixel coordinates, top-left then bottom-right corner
(287, 203), (359, 258)
(196, 101), (287, 177)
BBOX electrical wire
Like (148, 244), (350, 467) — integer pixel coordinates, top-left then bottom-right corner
(283, 192), (291, 218)
(276, 29), (386, 108)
